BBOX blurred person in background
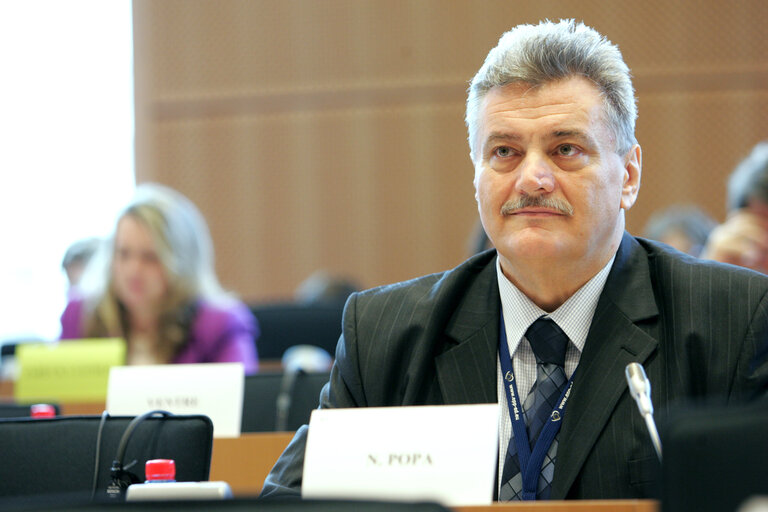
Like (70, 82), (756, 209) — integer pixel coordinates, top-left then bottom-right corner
(294, 271), (361, 307)
(701, 142), (768, 274)
(467, 217), (494, 256)
(61, 237), (102, 298)
(59, 183), (259, 373)
(642, 204), (716, 256)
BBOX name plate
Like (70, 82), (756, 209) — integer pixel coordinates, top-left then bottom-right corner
(15, 338), (125, 402)
(106, 363), (244, 438)
(302, 403), (498, 506)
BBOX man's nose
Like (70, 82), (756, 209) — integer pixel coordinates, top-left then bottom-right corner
(515, 153), (555, 195)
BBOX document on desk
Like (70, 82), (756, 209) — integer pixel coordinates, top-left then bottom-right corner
(106, 363), (244, 438)
(302, 403), (498, 506)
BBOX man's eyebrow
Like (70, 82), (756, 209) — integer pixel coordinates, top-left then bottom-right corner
(485, 130), (596, 142)
(483, 132), (522, 145)
(551, 130), (595, 145)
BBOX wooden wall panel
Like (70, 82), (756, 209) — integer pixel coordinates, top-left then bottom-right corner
(133, 0), (768, 301)
(633, 90), (768, 227)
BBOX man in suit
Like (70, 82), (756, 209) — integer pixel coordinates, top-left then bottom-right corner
(261, 19), (768, 500)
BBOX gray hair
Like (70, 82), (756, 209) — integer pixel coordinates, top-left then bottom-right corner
(643, 204), (716, 255)
(62, 237), (101, 271)
(727, 141), (768, 211)
(466, 19), (637, 159)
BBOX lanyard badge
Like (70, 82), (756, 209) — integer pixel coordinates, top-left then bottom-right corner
(499, 314), (574, 500)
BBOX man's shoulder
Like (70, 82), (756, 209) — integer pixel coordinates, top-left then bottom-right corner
(352, 250), (497, 307)
(637, 236), (768, 289)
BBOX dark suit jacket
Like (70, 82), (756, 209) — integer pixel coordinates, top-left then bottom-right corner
(260, 233), (768, 500)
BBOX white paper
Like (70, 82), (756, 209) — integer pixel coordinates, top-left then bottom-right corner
(301, 403), (498, 506)
(106, 363), (244, 438)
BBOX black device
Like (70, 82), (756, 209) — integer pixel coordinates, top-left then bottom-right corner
(661, 400), (768, 512)
(107, 410), (173, 499)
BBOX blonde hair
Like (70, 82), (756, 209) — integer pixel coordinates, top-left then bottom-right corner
(79, 183), (228, 362)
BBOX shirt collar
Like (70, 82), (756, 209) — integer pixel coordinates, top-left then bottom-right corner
(496, 254), (615, 353)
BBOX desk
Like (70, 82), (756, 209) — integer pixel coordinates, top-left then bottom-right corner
(60, 402), (105, 415)
(0, 378), (12, 398)
(209, 432), (659, 512)
(211, 431), (294, 497)
(455, 502), (656, 512)
(0, 384), (662, 511)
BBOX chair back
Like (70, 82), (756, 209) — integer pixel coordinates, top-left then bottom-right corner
(0, 413), (213, 500)
(249, 302), (343, 360)
(241, 371), (330, 432)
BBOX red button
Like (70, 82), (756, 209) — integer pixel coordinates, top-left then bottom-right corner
(30, 404), (56, 418)
(145, 459), (176, 482)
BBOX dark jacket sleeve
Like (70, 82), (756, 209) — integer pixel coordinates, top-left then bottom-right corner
(259, 292), (364, 499)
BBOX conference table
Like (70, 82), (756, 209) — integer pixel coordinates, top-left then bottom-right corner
(0, 385), (659, 511)
(63, 404), (658, 511)
(209, 431), (658, 512)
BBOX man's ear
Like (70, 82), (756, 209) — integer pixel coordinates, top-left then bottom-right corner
(620, 144), (642, 210)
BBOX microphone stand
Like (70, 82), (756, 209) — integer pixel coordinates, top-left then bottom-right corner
(625, 362), (662, 461)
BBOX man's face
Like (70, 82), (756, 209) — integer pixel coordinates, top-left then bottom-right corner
(472, 76), (641, 276)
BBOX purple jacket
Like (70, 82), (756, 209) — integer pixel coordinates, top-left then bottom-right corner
(60, 298), (259, 374)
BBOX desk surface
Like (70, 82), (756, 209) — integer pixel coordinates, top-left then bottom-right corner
(0, 382), (660, 511)
(456, 502), (656, 512)
(211, 431), (294, 497)
(211, 433), (658, 512)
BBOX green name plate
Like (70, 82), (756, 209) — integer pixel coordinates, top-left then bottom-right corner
(15, 338), (126, 402)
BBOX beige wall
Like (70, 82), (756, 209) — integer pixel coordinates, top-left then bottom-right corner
(133, 0), (768, 302)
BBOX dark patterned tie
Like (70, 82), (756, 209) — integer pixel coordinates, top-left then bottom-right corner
(499, 316), (569, 501)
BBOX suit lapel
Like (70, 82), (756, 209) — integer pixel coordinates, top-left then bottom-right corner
(551, 234), (660, 499)
(424, 235), (662, 495)
(435, 320), (499, 404)
(434, 254), (500, 405)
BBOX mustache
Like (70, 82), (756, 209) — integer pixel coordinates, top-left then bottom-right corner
(500, 195), (574, 216)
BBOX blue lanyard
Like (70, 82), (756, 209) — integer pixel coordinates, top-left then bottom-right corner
(499, 313), (574, 500)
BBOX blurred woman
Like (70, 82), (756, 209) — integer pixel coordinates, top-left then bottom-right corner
(60, 183), (258, 373)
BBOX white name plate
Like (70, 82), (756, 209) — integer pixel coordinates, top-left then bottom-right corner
(302, 403), (498, 506)
(106, 363), (244, 438)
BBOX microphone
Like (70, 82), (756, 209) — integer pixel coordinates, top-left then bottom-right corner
(282, 344), (333, 375)
(275, 345), (332, 431)
(625, 362), (662, 461)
